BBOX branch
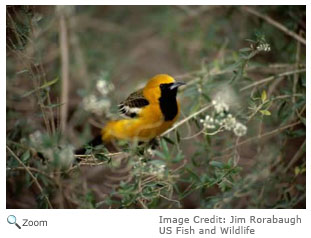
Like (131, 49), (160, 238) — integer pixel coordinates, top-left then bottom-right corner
(240, 68), (306, 91)
(59, 7), (70, 133)
(284, 139), (305, 172)
(242, 6), (306, 45)
(293, 30), (302, 104)
(226, 121), (302, 151)
(7, 167), (53, 180)
(162, 104), (212, 136)
(6, 146), (53, 209)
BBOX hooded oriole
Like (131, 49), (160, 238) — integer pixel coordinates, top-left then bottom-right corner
(77, 74), (184, 153)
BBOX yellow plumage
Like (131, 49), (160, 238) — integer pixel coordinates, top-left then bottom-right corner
(101, 74), (183, 143)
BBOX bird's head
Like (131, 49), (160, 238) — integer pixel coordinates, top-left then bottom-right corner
(144, 74), (185, 102)
(145, 74), (176, 88)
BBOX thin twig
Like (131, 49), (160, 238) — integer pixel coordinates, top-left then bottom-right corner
(159, 194), (181, 207)
(38, 63), (56, 134)
(242, 6), (306, 45)
(32, 63), (56, 135)
(7, 24), (53, 135)
(7, 167), (54, 180)
(23, 10), (56, 135)
(181, 128), (205, 140)
(138, 198), (148, 209)
(70, 14), (88, 83)
(7, 12), (23, 48)
(240, 69), (306, 91)
(292, 30), (302, 104)
(175, 62), (304, 96)
(298, 104), (306, 118)
(59, 8), (70, 133)
(284, 140), (306, 172)
(6, 146), (53, 209)
(272, 94), (304, 101)
(74, 151), (125, 158)
(224, 121), (302, 152)
(162, 104), (212, 136)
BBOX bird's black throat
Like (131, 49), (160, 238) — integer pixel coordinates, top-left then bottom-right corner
(159, 83), (178, 121)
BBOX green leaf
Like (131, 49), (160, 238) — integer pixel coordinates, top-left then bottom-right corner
(294, 166), (300, 176)
(247, 50), (258, 59)
(162, 136), (174, 145)
(21, 77), (59, 98)
(43, 103), (65, 108)
(223, 61), (242, 73)
(160, 139), (169, 157)
(209, 161), (224, 169)
(21, 150), (31, 163)
(239, 47), (252, 52)
(175, 130), (181, 144)
(16, 69), (29, 75)
(245, 39), (256, 43)
(94, 153), (109, 161)
(185, 167), (201, 182)
(261, 90), (267, 103)
(172, 151), (184, 163)
(154, 150), (166, 160)
(260, 110), (271, 116)
(296, 112), (306, 126)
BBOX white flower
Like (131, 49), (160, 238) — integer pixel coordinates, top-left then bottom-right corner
(233, 122), (247, 137)
(201, 96), (247, 137)
(83, 94), (97, 110)
(29, 130), (42, 145)
(212, 99), (229, 114)
(257, 43), (271, 52)
(83, 95), (111, 115)
(197, 85), (202, 94)
(59, 145), (75, 168)
(96, 80), (115, 96)
(147, 148), (155, 157)
(222, 114), (237, 131)
(149, 163), (166, 178)
(201, 115), (216, 129)
(97, 99), (111, 110)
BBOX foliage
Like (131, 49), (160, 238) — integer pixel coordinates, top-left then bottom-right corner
(6, 5), (305, 208)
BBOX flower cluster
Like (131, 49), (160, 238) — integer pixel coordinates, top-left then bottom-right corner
(132, 157), (166, 179)
(200, 115), (215, 129)
(83, 95), (111, 116)
(28, 131), (75, 168)
(233, 122), (248, 137)
(96, 79), (115, 96)
(29, 130), (43, 145)
(83, 72), (115, 116)
(256, 43), (271, 52)
(213, 100), (229, 114)
(148, 163), (166, 178)
(200, 99), (247, 137)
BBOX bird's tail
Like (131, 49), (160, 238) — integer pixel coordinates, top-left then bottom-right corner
(74, 124), (116, 156)
(74, 134), (103, 155)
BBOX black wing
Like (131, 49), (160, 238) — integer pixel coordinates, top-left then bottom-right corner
(118, 89), (149, 118)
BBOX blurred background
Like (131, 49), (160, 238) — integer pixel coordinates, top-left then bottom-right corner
(6, 5), (306, 208)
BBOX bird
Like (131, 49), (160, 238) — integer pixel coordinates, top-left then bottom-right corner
(76, 74), (185, 154)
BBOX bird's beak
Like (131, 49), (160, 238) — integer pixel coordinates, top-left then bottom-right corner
(169, 82), (186, 90)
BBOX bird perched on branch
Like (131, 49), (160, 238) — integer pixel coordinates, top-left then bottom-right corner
(76, 74), (185, 154)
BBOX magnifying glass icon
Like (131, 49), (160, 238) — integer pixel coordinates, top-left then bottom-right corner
(7, 215), (21, 229)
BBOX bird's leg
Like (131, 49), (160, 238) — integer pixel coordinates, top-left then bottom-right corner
(143, 138), (159, 158)
(149, 138), (160, 149)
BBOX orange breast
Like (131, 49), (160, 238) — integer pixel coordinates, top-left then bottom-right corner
(101, 102), (180, 142)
